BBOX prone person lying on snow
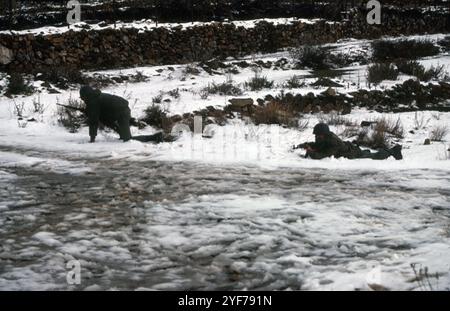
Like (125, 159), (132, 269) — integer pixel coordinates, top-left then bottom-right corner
(79, 85), (171, 143)
(293, 123), (403, 160)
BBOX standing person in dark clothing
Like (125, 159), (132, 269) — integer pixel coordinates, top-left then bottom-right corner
(294, 123), (403, 160)
(79, 86), (174, 144)
(80, 86), (132, 143)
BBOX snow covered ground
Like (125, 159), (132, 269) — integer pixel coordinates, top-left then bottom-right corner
(0, 151), (449, 290)
(0, 33), (449, 290)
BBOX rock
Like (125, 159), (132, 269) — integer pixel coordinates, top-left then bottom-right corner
(0, 44), (13, 65)
(264, 94), (274, 102)
(424, 138), (431, 145)
(322, 87), (337, 97)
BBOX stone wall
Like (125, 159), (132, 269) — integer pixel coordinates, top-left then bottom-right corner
(0, 9), (449, 73)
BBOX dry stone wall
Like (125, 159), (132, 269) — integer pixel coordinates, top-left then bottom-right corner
(0, 9), (449, 73)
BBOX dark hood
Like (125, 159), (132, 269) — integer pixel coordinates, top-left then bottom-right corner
(80, 86), (101, 101)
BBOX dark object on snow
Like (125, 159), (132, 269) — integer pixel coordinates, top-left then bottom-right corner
(80, 85), (132, 143)
(360, 121), (378, 127)
(132, 132), (176, 143)
(296, 123), (403, 160)
(311, 78), (343, 88)
(424, 138), (431, 145)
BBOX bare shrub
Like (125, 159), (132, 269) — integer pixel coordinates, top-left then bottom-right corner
(245, 69), (274, 91)
(397, 60), (448, 81)
(290, 45), (331, 70)
(395, 60), (424, 76)
(251, 102), (297, 127)
(372, 39), (440, 62)
(152, 93), (163, 104)
(13, 100), (25, 117)
(439, 36), (450, 52)
(199, 88), (210, 100)
(297, 117), (310, 131)
(203, 77), (243, 96)
(354, 117), (403, 149)
(410, 263), (440, 291)
(142, 104), (172, 131)
(168, 88), (180, 99)
(318, 112), (355, 126)
(31, 96), (45, 114)
(56, 97), (86, 133)
(6, 73), (34, 95)
(367, 63), (399, 84)
(132, 70), (148, 83)
(430, 125), (448, 141)
(339, 125), (360, 139)
(283, 75), (306, 89)
(40, 67), (85, 89)
(418, 65), (447, 82)
(183, 64), (201, 76)
(377, 117), (404, 139)
(414, 112), (431, 130)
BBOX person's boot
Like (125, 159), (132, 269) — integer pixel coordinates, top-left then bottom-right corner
(389, 144), (403, 160)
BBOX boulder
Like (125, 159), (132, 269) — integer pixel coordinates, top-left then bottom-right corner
(322, 87), (337, 97)
(0, 44), (13, 65)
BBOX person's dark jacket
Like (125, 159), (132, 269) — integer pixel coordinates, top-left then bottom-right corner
(80, 86), (131, 142)
(305, 132), (363, 160)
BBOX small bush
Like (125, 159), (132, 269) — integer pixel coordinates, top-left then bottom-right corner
(203, 81), (243, 96)
(40, 67), (85, 89)
(283, 75), (306, 89)
(418, 65), (446, 82)
(131, 70), (148, 83)
(376, 117), (404, 139)
(354, 117), (404, 149)
(328, 52), (369, 66)
(396, 60), (446, 81)
(32, 96), (45, 114)
(183, 65), (201, 76)
(13, 101), (25, 117)
(358, 127), (389, 149)
(414, 111), (431, 130)
(367, 63), (399, 84)
(318, 112), (354, 126)
(168, 88), (180, 99)
(395, 60), (424, 76)
(56, 97), (86, 133)
(142, 104), (171, 130)
(245, 70), (274, 91)
(251, 101), (297, 127)
(430, 125), (448, 141)
(372, 39), (440, 62)
(199, 88), (210, 100)
(438, 36), (450, 52)
(152, 93), (163, 104)
(6, 73), (34, 95)
(290, 45), (331, 70)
